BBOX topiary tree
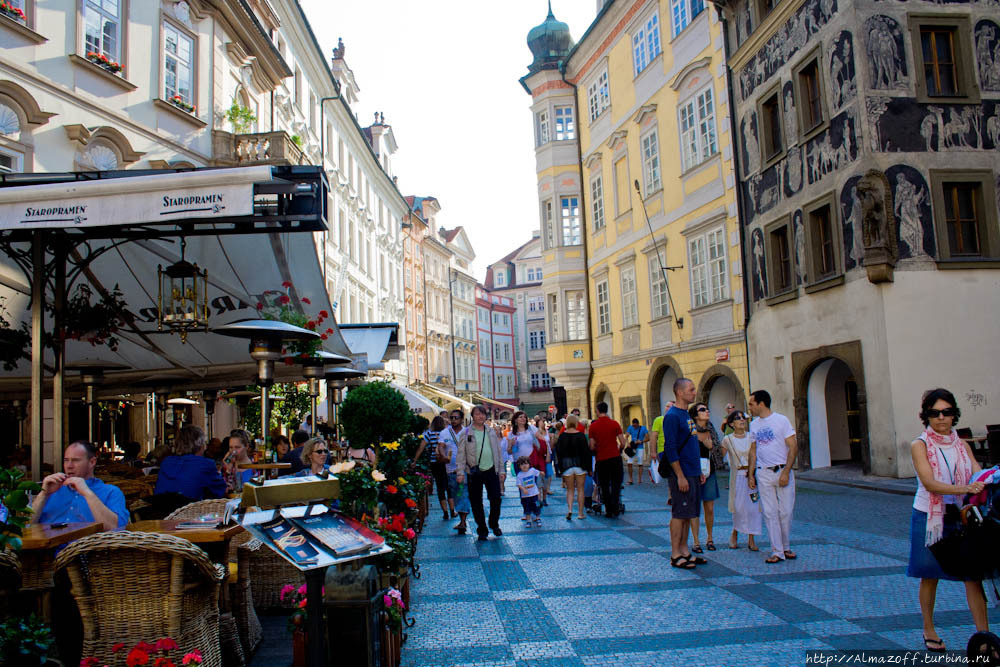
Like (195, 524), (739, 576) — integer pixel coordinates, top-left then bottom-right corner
(338, 381), (411, 447)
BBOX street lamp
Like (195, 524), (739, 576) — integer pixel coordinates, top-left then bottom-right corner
(221, 390), (257, 429)
(167, 396), (199, 439)
(65, 359), (129, 446)
(157, 237), (209, 343)
(213, 319), (320, 446)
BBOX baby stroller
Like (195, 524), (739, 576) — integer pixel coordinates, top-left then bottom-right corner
(928, 468), (1000, 665)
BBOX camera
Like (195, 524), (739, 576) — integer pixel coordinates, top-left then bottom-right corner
(750, 490), (759, 503)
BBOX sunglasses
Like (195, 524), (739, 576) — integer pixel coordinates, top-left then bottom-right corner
(926, 408), (958, 419)
(450, 416), (463, 420)
(313, 449), (329, 455)
(697, 407), (709, 412)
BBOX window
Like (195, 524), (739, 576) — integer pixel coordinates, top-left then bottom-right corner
(596, 279), (611, 335)
(767, 221), (794, 294)
(620, 267), (638, 327)
(809, 204), (837, 279)
(930, 171), (1000, 262)
(529, 331), (543, 349)
(542, 200), (555, 249)
(566, 290), (586, 340)
(758, 0), (778, 20)
(591, 176), (605, 231)
(542, 372), (551, 388)
(911, 17), (978, 102)
(85, 0), (121, 64)
(796, 59), (824, 132)
(548, 294), (560, 341)
(503, 314), (509, 326)
(678, 87), (719, 171)
(0, 147), (23, 174)
(531, 373), (540, 388)
(561, 196), (581, 246)
(536, 269), (543, 280)
(480, 337), (490, 359)
(670, 0), (705, 37)
(648, 252), (670, 319)
(494, 342), (501, 361)
(536, 109), (550, 146)
(503, 342), (510, 361)
(587, 70), (610, 122)
(632, 12), (662, 75)
(555, 106), (575, 140)
(760, 91), (783, 162)
(641, 131), (661, 194)
(495, 272), (505, 287)
(527, 268), (535, 282)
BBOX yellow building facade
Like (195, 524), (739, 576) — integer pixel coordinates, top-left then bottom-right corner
(522, 0), (749, 430)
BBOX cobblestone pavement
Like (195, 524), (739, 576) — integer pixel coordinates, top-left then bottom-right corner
(400, 472), (1000, 667)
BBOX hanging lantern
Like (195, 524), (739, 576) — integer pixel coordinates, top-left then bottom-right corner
(158, 238), (208, 343)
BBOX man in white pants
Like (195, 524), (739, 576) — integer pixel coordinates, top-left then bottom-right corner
(747, 389), (798, 563)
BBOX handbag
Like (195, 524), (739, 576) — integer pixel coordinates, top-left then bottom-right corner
(624, 445), (636, 458)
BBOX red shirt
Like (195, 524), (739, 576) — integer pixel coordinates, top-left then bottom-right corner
(588, 415), (623, 462)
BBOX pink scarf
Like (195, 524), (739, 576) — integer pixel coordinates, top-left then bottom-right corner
(923, 426), (972, 546)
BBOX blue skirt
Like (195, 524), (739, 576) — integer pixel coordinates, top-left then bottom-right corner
(906, 508), (963, 581)
(701, 471), (720, 502)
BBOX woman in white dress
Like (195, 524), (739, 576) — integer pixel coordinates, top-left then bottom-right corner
(721, 410), (761, 550)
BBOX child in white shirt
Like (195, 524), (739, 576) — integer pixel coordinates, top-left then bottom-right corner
(516, 456), (543, 526)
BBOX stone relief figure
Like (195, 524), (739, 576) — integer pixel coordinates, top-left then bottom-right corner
(942, 107), (973, 149)
(794, 213), (806, 284)
(987, 110), (1000, 147)
(751, 227), (768, 300)
(845, 184), (865, 265)
(894, 173), (928, 257)
(743, 114), (761, 175)
(787, 145), (803, 193)
(866, 16), (906, 90)
(920, 107), (941, 151)
(857, 169), (897, 282)
(976, 22), (1000, 90)
(830, 37), (857, 109)
(783, 87), (798, 146)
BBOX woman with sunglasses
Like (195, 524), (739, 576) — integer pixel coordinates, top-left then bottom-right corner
(296, 437), (331, 477)
(687, 402), (724, 553)
(907, 388), (987, 653)
(721, 411), (760, 550)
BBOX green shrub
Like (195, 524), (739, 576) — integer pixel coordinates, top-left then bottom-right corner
(338, 381), (411, 448)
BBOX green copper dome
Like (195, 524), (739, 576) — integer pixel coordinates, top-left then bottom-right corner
(526, 3), (574, 73)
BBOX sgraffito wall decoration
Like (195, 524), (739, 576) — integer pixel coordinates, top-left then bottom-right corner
(750, 227), (768, 301)
(884, 164), (935, 260)
(741, 112), (760, 177)
(840, 175), (864, 272)
(793, 209), (806, 284)
(976, 20), (1000, 92)
(864, 15), (907, 91)
(829, 31), (857, 112)
(870, 99), (1000, 152)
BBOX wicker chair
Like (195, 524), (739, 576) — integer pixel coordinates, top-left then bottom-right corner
(237, 537), (303, 610)
(165, 499), (262, 656)
(53, 531), (225, 667)
(0, 549), (21, 617)
(107, 479), (154, 505)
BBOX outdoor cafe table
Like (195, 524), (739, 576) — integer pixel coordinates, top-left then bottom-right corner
(20, 522), (103, 618)
(127, 519), (244, 564)
(238, 462), (291, 480)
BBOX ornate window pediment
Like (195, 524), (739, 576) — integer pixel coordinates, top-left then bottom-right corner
(64, 124), (144, 170)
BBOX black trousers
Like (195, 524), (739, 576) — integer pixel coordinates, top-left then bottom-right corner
(430, 461), (450, 501)
(468, 466), (502, 537)
(595, 457), (624, 515)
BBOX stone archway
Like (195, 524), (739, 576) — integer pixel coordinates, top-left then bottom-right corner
(698, 365), (746, 435)
(593, 383), (613, 420)
(791, 341), (870, 473)
(646, 356), (683, 422)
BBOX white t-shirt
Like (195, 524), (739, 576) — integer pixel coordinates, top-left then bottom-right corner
(516, 468), (541, 498)
(507, 425), (538, 460)
(749, 412), (795, 467)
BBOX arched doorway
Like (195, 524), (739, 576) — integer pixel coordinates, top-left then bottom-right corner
(704, 374), (740, 435)
(647, 357), (683, 425)
(594, 385), (612, 418)
(806, 358), (863, 468)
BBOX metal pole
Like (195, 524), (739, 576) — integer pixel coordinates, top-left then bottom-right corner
(86, 384), (96, 443)
(52, 241), (65, 471)
(259, 385), (269, 447)
(30, 231), (44, 482)
(304, 567), (328, 666)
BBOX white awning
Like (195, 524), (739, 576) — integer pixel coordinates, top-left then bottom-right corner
(411, 382), (475, 413)
(390, 381), (439, 417)
(339, 325), (397, 371)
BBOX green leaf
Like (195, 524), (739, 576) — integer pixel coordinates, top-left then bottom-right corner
(3, 490), (26, 509)
(16, 481), (40, 493)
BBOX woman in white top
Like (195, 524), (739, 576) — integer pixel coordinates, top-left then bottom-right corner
(506, 411), (538, 461)
(907, 388), (986, 653)
(721, 410), (761, 551)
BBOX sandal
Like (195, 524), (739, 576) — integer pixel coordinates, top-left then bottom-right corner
(729, 539), (739, 549)
(783, 550), (797, 560)
(691, 545), (704, 554)
(686, 554), (708, 565)
(764, 555), (782, 564)
(748, 542), (759, 552)
(923, 636), (946, 653)
(670, 555), (697, 569)
(706, 540), (717, 551)
(566, 513), (572, 521)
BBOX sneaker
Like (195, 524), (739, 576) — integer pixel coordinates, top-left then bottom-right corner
(534, 518), (542, 526)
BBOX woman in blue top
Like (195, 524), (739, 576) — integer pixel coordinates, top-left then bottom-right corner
(295, 437), (331, 477)
(155, 425), (226, 500)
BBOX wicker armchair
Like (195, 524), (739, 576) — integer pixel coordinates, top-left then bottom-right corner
(237, 537), (303, 610)
(53, 531), (225, 667)
(0, 549), (20, 617)
(165, 499), (261, 656)
(107, 479), (154, 504)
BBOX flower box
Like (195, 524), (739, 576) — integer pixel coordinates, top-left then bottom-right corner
(85, 51), (122, 73)
(0, 3), (26, 23)
(168, 95), (196, 114)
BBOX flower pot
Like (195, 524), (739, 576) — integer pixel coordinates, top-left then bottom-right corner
(292, 629), (307, 667)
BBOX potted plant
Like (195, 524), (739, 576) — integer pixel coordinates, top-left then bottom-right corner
(290, 134), (303, 148)
(333, 462), (381, 520)
(279, 584), (314, 667)
(225, 100), (257, 134)
(0, 466), (40, 553)
(0, 615), (55, 666)
(80, 638), (203, 666)
(0, 1), (25, 23)
(85, 51), (122, 73)
(58, 284), (128, 352)
(338, 382), (411, 452)
(256, 281), (330, 360)
(168, 94), (196, 114)
(380, 588), (405, 667)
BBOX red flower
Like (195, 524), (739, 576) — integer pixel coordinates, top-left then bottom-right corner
(155, 638), (178, 652)
(386, 485), (397, 494)
(256, 302), (264, 310)
(319, 310), (329, 318)
(126, 648), (150, 667)
(326, 327), (334, 334)
(154, 659), (176, 667)
(283, 357), (295, 365)
(113, 643), (127, 653)
(298, 598), (308, 609)
(181, 651), (203, 666)
(135, 643), (157, 654)
(320, 334), (328, 340)
(307, 320), (316, 329)
(404, 498), (417, 508)
(403, 528), (416, 540)
(278, 295), (290, 304)
(302, 297), (311, 304)
(80, 658), (101, 667)
(282, 281), (293, 288)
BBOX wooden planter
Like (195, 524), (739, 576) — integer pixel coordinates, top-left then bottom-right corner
(381, 623), (402, 667)
(292, 629), (307, 667)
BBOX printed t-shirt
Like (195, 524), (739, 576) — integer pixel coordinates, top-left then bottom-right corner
(660, 406), (700, 478)
(749, 412), (795, 467)
(516, 469), (541, 497)
(589, 415), (624, 462)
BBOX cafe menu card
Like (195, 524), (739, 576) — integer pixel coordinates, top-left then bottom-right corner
(258, 516), (319, 565)
(290, 511), (379, 557)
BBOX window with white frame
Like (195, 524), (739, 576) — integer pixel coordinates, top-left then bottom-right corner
(548, 294), (560, 341)
(536, 269), (543, 280)
(503, 314), (509, 327)
(555, 106), (575, 140)
(495, 272), (505, 287)
(480, 337), (490, 359)
(649, 252), (670, 319)
(503, 342), (510, 361)
(529, 331), (540, 349)
(587, 70), (610, 122)
(542, 372), (551, 387)
(679, 86), (718, 171)
(0, 147), (23, 174)
(542, 200), (556, 250)
(85, 0), (122, 65)
(536, 109), (550, 146)
(591, 176), (605, 231)
(566, 290), (586, 340)
(561, 196), (581, 246)
(531, 373), (540, 389)
(596, 279), (611, 335)
(620, 267), (638, 327)
(632, 12), (662, 76)
(670, 0), (705, 37)
(641, 131), (661, 194)
(689, 227), (728, 308)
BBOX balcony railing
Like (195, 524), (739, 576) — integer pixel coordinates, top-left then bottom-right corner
(212, 130), (309, 167)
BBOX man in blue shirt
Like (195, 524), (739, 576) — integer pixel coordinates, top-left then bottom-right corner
(659, 378), (705, 570)
(32, 441), (129, 531)
(625, 418), (648, 485)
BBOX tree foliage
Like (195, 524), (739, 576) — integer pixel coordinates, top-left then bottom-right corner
(338, 381), (411, 447)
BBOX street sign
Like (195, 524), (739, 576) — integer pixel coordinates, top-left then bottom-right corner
(715, 348), (730, 362)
